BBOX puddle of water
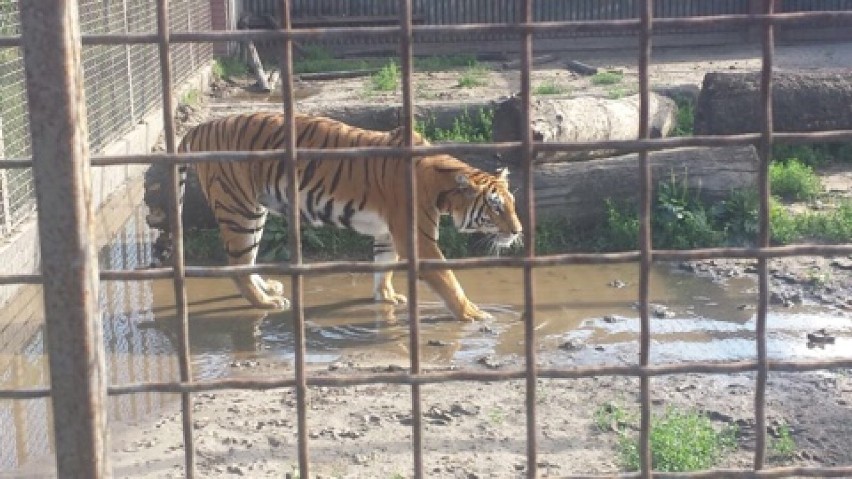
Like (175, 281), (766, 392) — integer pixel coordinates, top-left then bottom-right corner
(2, 196), (851, 473)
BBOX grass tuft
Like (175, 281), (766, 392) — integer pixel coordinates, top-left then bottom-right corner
(769, 159), (822, 202)
(533, 81), (571, 96)
(591, 70), (624, 85)
(618, 408), (738, 472)
(370, 61), (400, 92)
(456, 63), (489, 88)
(415, 108), (494, 143)
(212, 56), (248, 79)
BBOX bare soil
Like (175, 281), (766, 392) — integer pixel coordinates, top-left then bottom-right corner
(114, 42), (852, 478)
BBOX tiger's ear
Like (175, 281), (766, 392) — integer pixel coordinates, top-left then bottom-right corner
(495, 167), (510, 182)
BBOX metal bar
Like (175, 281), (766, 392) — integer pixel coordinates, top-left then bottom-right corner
(754, 0), (776, 470)
(1, 128), (836, 167)
(398, 0), (424, 476)
(155, 0), (196, 476)
(518, 0), (538, 477)
(96, 240), (852, 281)
(277, 1), (310, 477)
(0, 118), (11, 236)
(637, 0), (654, 476)
(7, 355), (852, 401)
(2, 10), (852, 48)
(18, 1), (110, 477)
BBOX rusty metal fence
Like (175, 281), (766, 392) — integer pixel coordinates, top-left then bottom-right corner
(2, 0), (852, 478)
(0, 0), (212, 238)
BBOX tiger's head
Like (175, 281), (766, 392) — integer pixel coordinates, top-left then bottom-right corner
(448, 167), (523, 250)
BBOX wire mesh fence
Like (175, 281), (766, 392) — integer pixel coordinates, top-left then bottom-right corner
(2, 0), (852, 478)
(0, 0), (212, 239)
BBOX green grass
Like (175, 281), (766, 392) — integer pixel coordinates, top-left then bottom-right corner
(180, 88), (201, 106)
(606, 86), (638, 100)
(370, 61), (400, 92)
(769, 159), (822, 201)
(415, 107), (494, 143)
(671, 98), (695, 137)
(773, 143), (852, 168)
(593, 402), (635, 433)
(415, 54), (478, 71)
(591, 70), (624, 85)
(294, 45), (372, 74)
(212, 56), (249, 79)
(769, 423), (796, 460)
(456, 63), (489, 88)
(618, 408), (738, 472)
(533, 81), (571, 96)
(771, 199), (852, 244)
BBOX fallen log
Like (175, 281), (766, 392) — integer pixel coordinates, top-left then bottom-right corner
(297, 68), (381, 81)
(492, 93), (677, 165)
(527, 146), (759, 228)
(565, 60), (598, 76)
(694, 71), (852, 135)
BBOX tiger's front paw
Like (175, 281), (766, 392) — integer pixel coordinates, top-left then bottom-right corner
(263, 279), (285, 296)
(459, 303), (492, 322)
(254, 295), (291, 311)
(375, 288), (408, 305)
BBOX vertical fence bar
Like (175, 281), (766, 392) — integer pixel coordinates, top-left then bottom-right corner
(277, 1), (310, 477)
(637, 0), (654, 477)
(519, 1), (538, 477)
(754, 0), (775, 470)
(122, 0), (137, 124)
(155, 0), (196, 476)
(0, 118), (11, 237)
(399, 0), (424, 477)
(18, 1), (110, 477)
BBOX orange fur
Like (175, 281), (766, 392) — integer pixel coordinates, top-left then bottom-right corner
(178, 112), (522, 320)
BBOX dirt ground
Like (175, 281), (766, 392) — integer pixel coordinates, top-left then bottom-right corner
(110, 42), (852, 478)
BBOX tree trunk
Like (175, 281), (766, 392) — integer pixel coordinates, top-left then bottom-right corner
(525, 146), (759, 228)
(694, 71), (852, 135)
(492, 93), (678, 165)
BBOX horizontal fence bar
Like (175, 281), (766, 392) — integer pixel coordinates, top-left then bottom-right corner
(2, 11), (852, 47)
(6, 241), (850, 286)
(6, 357), (851, 401)
(4, 130), (852, 171)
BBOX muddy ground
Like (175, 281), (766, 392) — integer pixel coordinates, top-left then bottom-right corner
(112, 42), (852, 478)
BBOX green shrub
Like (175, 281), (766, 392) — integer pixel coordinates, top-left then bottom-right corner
(619, 408), (738, 472)
(671, 98), (695, 137)
(456, 63), (488, 88)
(370, 61), (400, 92)
(212, 56), (248, 79)
(415, 54), (477, 71)
(591, 70), (624, 85)
(653, 175), (724, 249)
(415, 108), (493, 143)
(769, 159), (822, 201)
(533, 81), (570, 95)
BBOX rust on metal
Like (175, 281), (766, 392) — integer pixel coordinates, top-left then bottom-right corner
(397, 0), (425, 476)
(18, 1), (110, 477)
(2, 3), (851, 478)
(155, 0), (196, 475)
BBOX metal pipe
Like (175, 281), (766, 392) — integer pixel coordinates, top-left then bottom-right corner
(19, 1), (110, 476)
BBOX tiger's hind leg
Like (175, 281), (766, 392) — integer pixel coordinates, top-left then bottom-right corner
(372, 233), (406, 305)
(205, 183), (289, 310)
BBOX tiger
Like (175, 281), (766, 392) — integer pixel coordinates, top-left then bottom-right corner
(177, 112), (522, 321)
